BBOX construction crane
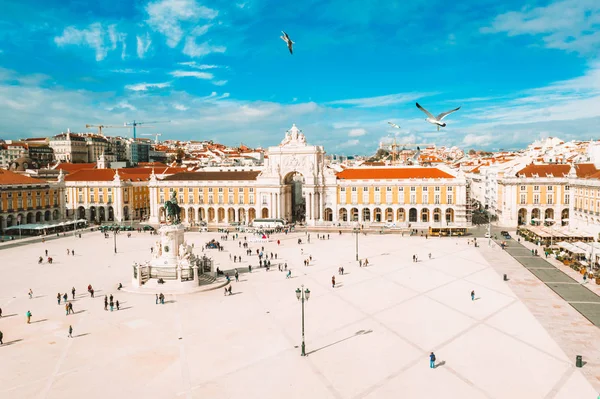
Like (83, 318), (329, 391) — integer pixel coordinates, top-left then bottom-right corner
(85, 124), (134, 136)
(141, 133), (162, 144)
(125, 120), (170, 139)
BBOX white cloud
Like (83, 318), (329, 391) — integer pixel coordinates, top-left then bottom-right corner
(170, 70), (214, 79)
(136, 33), (152, 58)
(125, 82), (171, 91)
(173, 103), (189, 111)
(348, 128), (366, 137)
(327, 92), (437, 108)
(55, 23), (110, 61)
(339, 139), (360, 147)
(112, 69), (150, 74)
(212, 80), (228, 86)
(482, 0), (600, 54)
(178, 62), (220, 69)
(183, 37), (226, 57)
(461, 133), (495, 147)
(107, 24), (127, 59)
(108, 101), (137, 111)
(145, 0), (218, 47)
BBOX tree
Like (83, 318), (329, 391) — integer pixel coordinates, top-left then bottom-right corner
(468, 149), (476, 155)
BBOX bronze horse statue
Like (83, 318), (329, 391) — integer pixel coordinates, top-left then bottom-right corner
(164, 192), (181, 224)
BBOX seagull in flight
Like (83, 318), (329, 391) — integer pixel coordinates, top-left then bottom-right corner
(416, 103), (461, 131)
(280, 31), (294, 55)
(388, 122), (401, 129)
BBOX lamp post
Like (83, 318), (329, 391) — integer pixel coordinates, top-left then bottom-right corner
(353, 227), (359, 261)
(295, 285), (311, 356)
(487, 222), (491, 247)
(113, 229), (117, 254)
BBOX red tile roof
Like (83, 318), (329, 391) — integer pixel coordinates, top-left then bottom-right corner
(516, 163), (597, 178)
(0, 169), (47, 185)
(55, 163), (96, 173)
(65, 169), (116, 182)
(336, 167), (455, 180)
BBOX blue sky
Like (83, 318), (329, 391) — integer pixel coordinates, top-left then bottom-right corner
(0, 0), (599, 154)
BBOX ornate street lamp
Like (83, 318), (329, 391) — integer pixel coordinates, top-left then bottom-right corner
(353, 227), (360, 261)
(296, 285), (311, 356)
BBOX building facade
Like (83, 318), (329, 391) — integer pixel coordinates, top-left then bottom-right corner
(49, 133), (88, 163)
(0, 169), (65, 234)
(148, 126), (470, 227)
(64, 166), (186, 223)
(496, 163), (597, 227)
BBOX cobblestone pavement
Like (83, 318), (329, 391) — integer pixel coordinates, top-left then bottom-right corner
(0, 230), (597, 399)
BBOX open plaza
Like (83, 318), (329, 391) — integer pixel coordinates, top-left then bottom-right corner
(1, 228), (600, 399)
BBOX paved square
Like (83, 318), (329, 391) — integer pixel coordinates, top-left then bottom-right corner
(0, 231), (597, 398)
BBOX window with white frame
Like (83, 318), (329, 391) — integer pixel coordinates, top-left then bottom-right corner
(533, 194), (540, 204)
(208, 194), (214, 204)
(238, 194), (244, 204)
(362, 187), (369, 203)
(564, 194), (570, 205)
(547, 185), (553, 191)
(447, 194), (453, 204)
(218, 194), (224, 204)
(249, 194), (254, 204)
(520, 185), (526, 191)
(386, 187), (392, 203)
(434, 194), (440, 204)
(520, 194), (526, 204)
(547, 194), (553, 205)
(374, 187), (381, 203)
(533, 185), (540, 191)
(262, 194), (267, 205)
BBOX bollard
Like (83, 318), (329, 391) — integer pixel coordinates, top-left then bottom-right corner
(576, 355), (583, 368)
(503, 274), (508, 281)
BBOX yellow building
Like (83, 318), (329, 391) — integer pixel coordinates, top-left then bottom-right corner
(497, 163), (597, 226)
(0, 169), (65, 234)
(148, 126), (470, 227)
(64, 166), (185, 223)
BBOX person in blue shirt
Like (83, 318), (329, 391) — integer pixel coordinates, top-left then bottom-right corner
(430, 352), (436, 369)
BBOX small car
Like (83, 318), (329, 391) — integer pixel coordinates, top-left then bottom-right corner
(484, 232), (491, 238)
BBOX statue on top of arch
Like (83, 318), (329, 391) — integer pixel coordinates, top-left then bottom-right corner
(281, 124), (306, 147)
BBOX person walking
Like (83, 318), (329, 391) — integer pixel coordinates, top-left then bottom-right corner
(471, 290), (475, 301)
(57, 293), (62, 305)
(155, 294), (159, 305)
(90, 288), (94, 298)
(65, 303), (69, 316)
(430, 352), (436, 369)
(228, 286), (232, 295)
(235, 269), (239, 282)
(0, 330), (3, 345)
(26, 310), (32, 324)
(109, 294), (113, 303)
(67, 249), (70, 255)
(63, 293), (67, 303)
(71, 287), (76, 300)
(68, 325), (73, 338)
(160, 293), (165, 304)
(72, 250), (75, 256)
(115, 300), (120, 311)
(0, 307), (3, 318)
(428, 253), (432, 259)
(109, 300), (114, 312)
(286, 270), (291, 279)
(68, 302), (73, 315)
(332, 276), (336, 288)
(28, 289), (33, 299)
(45, 249), (48, 256)
(104, 296), (108, 311)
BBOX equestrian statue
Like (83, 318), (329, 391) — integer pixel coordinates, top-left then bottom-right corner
(164, 191), (182, 224)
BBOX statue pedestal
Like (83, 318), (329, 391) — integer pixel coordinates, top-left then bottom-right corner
(151, 224), (186, 268)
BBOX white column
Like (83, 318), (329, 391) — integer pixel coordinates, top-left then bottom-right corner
(307, 192), (312, 221)
(276, 193), (280, 218)
(319, 191), (324, 222)
(270, 193), (273, 218)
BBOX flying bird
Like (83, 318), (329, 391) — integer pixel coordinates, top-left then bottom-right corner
(411, 146), (421, 165)
(388, 122), (401, 129)
(416, 103), (461, 131)
(280, 31), (294, 54)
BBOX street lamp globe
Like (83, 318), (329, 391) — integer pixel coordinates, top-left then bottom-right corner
(296, 288), (301, 300)
(304, 288), (311, 300)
